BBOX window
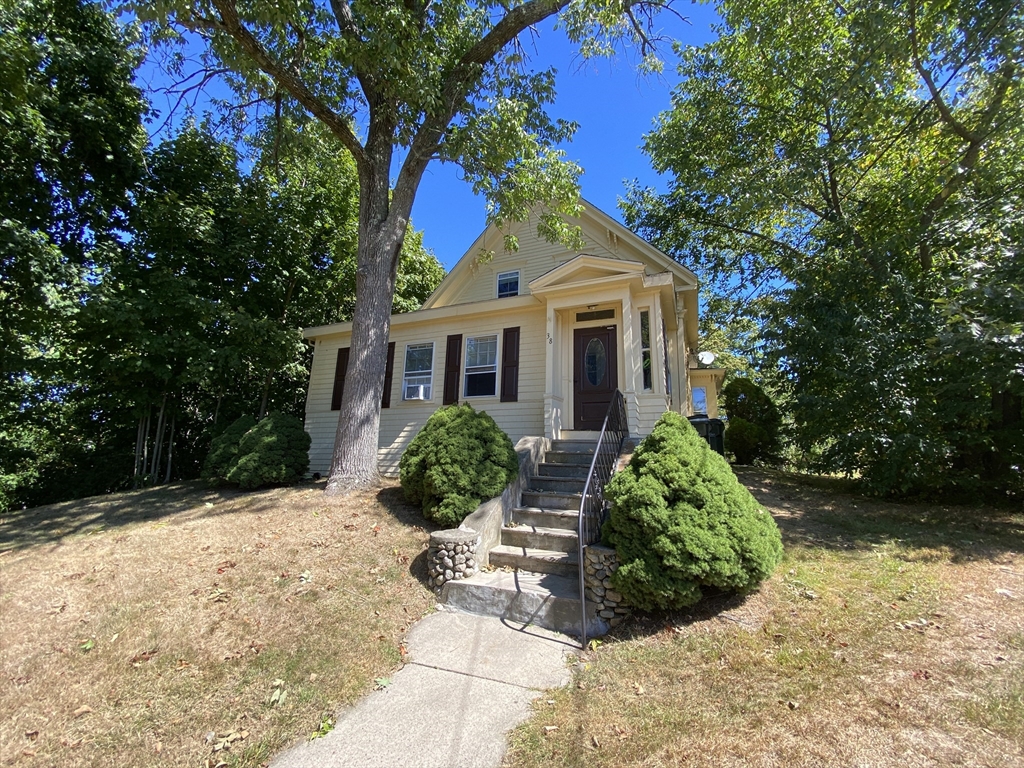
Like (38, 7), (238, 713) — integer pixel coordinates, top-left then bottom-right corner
(576, 308), (615, 322)
(403, 343), (434, 400)
(692, 386), (708, 414)
(497, 270), (520, 298)
(464, 335), (498, 396)
(640, 309), (653, 390)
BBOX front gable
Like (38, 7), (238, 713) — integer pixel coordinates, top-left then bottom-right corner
(421, 199), (696, 310)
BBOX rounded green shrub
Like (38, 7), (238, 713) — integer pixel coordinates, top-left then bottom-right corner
(603, 411), (783, 611)
(721, 378), (782, 464)
(724, 417), (770, 465)
(201, 414), (257, 482)
(224, 411), (311, 490)
(400, 403), (519, 528)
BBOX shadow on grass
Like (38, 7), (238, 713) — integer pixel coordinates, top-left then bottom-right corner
(373, 485), (441, 592)
(0, 480), (320, 553)
(736, 467), (1024, 563)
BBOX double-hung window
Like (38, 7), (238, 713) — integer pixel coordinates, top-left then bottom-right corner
(640, 309), (653, 391)
(497, 270), (520, 298)
(464, 335), (498, 397)
(403, 343), (434, 400)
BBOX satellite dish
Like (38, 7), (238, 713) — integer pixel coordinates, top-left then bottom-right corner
(697, 351), (716, 366)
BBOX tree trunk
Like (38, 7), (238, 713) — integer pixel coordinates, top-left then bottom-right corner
(140, 408), (151, 487)
(324, 152), (409, 495)
(133, 415), (145, 486)
(258, 371), (273, 420)
(164, 416), (176, 484)
(150, 394), (167, 480)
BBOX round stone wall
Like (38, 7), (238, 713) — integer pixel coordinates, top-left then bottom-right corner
(428, 528), (480, 592)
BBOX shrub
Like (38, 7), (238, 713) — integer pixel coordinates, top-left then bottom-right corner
(722, 378), (782, 464)
(223, 412), (311, 490)
(201, 415), (257, 482)
(724, 417), (770, 465)
(400, 403), (519, 528)
(603, 411), (783, 611)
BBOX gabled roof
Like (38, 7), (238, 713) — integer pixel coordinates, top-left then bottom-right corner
(528, 254), (648, 293)
(420, 198), (697, 310)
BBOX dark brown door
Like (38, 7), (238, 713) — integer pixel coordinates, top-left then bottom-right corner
(574, 325), (618, 430)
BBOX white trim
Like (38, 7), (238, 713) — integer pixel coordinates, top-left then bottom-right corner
(462, 332), (500, 398)
(402, 341), (435, 402)
(496, 269), (520, 298)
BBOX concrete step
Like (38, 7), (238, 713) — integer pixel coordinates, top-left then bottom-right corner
(442, 570), (608, 636)
(502, 525), (578, 553)
(513, 506), (579, 531)
(521, 490), (582, 511)
(543, 450), (596, 466)
(489, 544), (578, 577)
(538, 462), (591, 479)
(550, 439), (598, 454)
(527, 476), (587, 495)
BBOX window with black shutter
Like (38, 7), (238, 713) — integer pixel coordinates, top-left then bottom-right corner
(500, 326), (520, 402)
(330, 347), (350, 410)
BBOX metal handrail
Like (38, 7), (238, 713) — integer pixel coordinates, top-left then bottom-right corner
(577, 390), (628, 648)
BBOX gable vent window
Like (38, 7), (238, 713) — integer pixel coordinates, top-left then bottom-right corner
(497, 270), (520, 298)
(403, 343), (434, 400)
(464, 335), (498, 397)
(576, 308), (615, 322)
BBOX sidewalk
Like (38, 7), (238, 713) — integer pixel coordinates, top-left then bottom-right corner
(271, 608), (575, 768)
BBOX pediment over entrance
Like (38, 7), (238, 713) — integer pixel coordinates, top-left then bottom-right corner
(528, 254), (648, 294)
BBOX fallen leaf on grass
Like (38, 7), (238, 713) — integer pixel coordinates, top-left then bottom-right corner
(130, 649), (157, 666)
(216, 560), (236, 574)
(207, 588), (230, 603)
(543, 725), (559, 733)
(73, 705), (94, 717)
(269, 680), (287, 706)
(374, 677), (392, 690)
(632, 682), (645, 696)
(24, 730), (39, 741)
(612, 725), (631, 740)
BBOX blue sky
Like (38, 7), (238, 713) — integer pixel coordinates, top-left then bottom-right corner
(138, 2), (722, 271)
(412, 4), (722, 269)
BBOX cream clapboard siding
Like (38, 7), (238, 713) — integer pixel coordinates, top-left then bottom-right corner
(446, 218), (631, 306)
(304, 306), (547, 476)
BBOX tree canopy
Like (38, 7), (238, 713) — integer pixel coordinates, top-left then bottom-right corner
(626, 0), (1023, 498)
(132, 0), (674, 493)
(1, 0), (445, 512)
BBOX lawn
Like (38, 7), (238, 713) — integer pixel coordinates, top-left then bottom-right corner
(0, 480), (436, 767)
(506, 469), (1024, 768)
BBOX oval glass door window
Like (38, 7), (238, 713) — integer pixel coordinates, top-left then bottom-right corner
(585, 338), (607, 386)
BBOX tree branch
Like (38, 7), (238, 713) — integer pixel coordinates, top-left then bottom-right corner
(209, 0), (367, 170)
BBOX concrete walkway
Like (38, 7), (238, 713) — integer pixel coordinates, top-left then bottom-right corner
(271, 608), (575, 768)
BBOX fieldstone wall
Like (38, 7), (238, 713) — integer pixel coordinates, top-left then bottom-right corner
(583, 544), (630, 627)
(428, 528), (480, 592)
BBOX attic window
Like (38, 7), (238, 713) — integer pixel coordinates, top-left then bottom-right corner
(576, 309), (615, 322)
(497, 270), (520, 298)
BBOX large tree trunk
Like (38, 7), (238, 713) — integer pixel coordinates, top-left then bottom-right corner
(324, 149), (410, 495)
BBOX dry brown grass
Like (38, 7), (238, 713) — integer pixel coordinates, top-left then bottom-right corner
(505, 468), (1024, 768)
(0, 480), (436, 767)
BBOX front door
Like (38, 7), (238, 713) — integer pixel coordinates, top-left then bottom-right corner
(573, 325), (618, 430)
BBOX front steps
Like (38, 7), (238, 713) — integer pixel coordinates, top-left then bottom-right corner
(444, 438), (606, 636)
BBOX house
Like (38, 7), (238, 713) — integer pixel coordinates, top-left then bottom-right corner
(301, 199), (724, 476)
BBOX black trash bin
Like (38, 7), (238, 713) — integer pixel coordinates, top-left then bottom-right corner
(688, 415), (725, 456)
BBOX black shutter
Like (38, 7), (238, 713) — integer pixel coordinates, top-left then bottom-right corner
(500, 326), (520, 402)
(331, 347), (350, 411)
(443, 334), (462, 405)
(381, 342), (396, 408)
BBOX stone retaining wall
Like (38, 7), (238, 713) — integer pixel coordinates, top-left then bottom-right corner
(583, 544), (630, 628)
(428, 528), (480, 592)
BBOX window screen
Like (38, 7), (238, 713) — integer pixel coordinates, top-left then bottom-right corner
(464, 335), (498, 396)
